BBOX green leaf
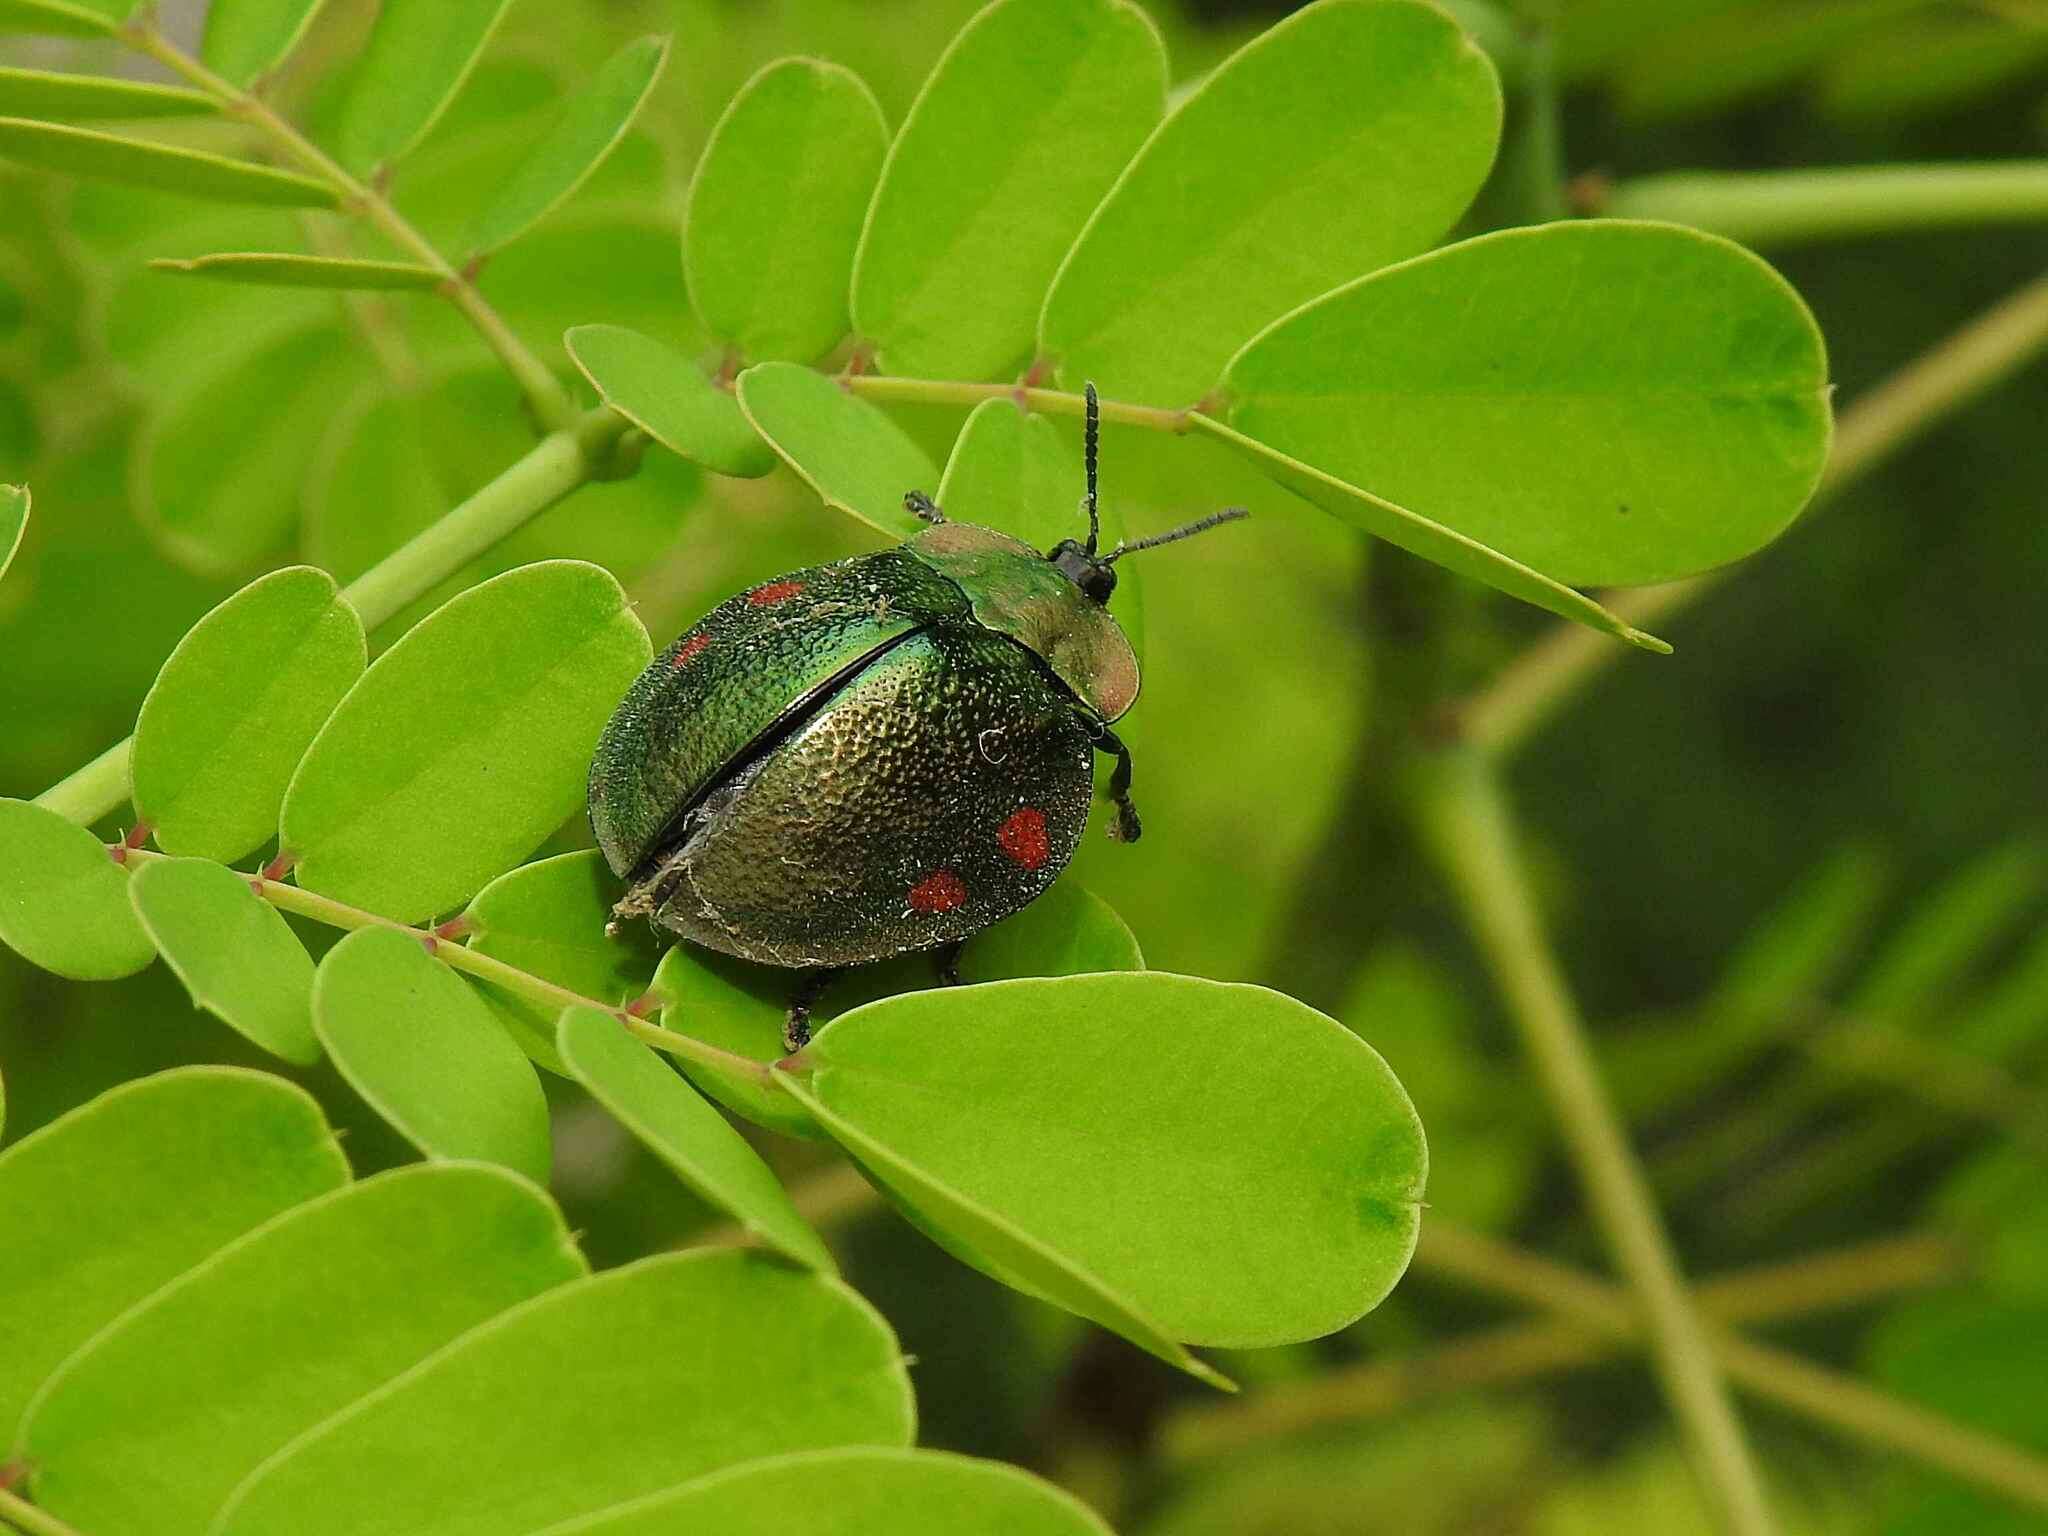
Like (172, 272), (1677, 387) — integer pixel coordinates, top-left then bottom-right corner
(135, 326), (368, 575)
(851, 0), (1165, 381)
(461, 849), (664, 1074)
(0, 66), (215, 120)
(558, 1006), (834, 1271)
(0, 481), (24, 584)
(1191, 414), (1669, 650)
(0, 0), (119, 35)
(1039, 0), (1502, 403)
(130, 565), (365, 862)
(19, 1163), (584, 1536)
(781, 974), (1424, 1372)
(936, 398), (1145, 657)
(312, 925), (552, 1181)
(0, 1067), (349, 1446)
(566, 324), (776, 478)
(542, 1447), (1114, 1535)
(150, 252), (443, 289)
(1222, 220), (1833, 588)
(0, 118), (338, 206)
(214, 1251), (914, 1536)
(683, 57), (886, 365)
(129, 857), (319, 1064)
(281, 560), (650, 922)
(201, 0), (333, 89)
(465, 35), (669, 258)
(736, 362), (937, 537)
(0, 798), (154, 980)
(651, 883), (1141, 1141)
(332, 0), (516, 174)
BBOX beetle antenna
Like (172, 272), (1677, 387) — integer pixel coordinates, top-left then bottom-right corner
(1082, 380), (1101, 555)
(1102, 507), (1248, 564)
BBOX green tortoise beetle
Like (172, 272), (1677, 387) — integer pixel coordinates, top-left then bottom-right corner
(588, 384), (1246, 1048)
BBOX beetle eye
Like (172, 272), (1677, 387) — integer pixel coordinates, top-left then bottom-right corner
(1049, 540), (1116, 605)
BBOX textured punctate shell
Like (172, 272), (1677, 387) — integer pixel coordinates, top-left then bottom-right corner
(628, 625), (1095, 967)
(908, 522), (1139, 722)
(587, 546), (972, 878)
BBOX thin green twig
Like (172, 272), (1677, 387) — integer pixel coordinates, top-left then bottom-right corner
(116, 19), (576, 433)
(1161, 1228), (1965, 1461)
(0, 1485), (82, 1536)
(1412, 749), (1778, 1536)
(114, 845), (772, 1087)
(1596, 162), (2048, 247)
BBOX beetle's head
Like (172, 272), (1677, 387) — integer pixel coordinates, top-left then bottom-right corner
(1047, 381), (1249, 607)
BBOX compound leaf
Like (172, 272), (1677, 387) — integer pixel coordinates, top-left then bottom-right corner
(566, 324), (775, 478)
(1222, 220), (1833, 587)
(557, 1006), (833, 1271)
(19, 1163), (584, 1536)
(466, 34), (669, 258)
(129, 857), (319, 1064)
(214, 1251), (914, 1536)
(852, 0), (1165, 381)
(281, 560), (650, 922)
(1039, 0), (1501, 403)
(736, 362), (936, 537)
(0, 797), (154, 980)
(0, 1067), (349, 1446)
(0, 118), (337, 206)
(131, 565), (365, 862)
(684, 57), (886, 364)
(312, 925), (551, 1181)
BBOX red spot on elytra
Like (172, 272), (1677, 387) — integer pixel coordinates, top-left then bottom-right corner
(669, 634), (709, 669)
(748, 579), (805, 607)
(997, 807), (1049, 871)
(907, 869), (967, 914)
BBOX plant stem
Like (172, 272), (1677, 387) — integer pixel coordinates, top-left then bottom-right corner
(33, 410), (624, 829)
(843, 376), (1192, 435)
(0, 1486), (81, 1536)
(1161, 1228), (1964, 1461)
(1412, 750), (1778, 1536)
(118, 21), (577, 433)
(1459, 266), (2048, 756)
(1415, 1221), (2048, 1513)
(1597, 162), (2048, 247)
(115, 846), (772, 1086)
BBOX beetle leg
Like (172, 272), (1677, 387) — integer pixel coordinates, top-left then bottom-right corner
(1093, 723), (1142, 843)
(784, 967), (843, 1053)
(904, 490), (946, 525)
(934, 940), (965, 987)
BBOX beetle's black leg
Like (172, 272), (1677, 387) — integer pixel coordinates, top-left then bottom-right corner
(1094, 724), (1142, 843)
(933, 939), (965, 987)
(784, 967), (843, 1053)
(905, 490), (946, 525)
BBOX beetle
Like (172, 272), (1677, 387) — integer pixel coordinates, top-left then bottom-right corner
(588, 384), (1245, 1048)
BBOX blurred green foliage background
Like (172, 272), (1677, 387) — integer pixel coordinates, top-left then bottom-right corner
(3, 1), (2046, 1531)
